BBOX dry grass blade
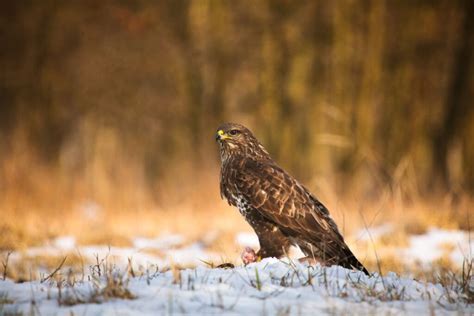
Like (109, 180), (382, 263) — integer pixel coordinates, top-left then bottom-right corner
(41, 256), (68, 283)
(2, 251), (12, 281)
(198, 259), (215, 268)
(100, 273), (136, 301)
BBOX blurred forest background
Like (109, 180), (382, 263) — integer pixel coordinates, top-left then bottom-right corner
(1, 0), (473, 249)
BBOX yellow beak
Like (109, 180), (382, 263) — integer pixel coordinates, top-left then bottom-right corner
(216, 130), (230, 141)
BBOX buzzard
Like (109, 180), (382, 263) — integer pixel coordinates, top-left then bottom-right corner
(216, 123), (369, 275)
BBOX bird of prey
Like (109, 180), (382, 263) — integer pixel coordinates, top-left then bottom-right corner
(216, 122), (369, 275)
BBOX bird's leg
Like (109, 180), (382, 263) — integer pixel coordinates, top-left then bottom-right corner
(241, 247), (259, 265)
(239, 211), (291, 265)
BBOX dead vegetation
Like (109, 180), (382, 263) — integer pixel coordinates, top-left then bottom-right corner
(42, 254), (136, 307)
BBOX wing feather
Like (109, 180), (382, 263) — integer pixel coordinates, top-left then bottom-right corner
(236, 159), (352, 261)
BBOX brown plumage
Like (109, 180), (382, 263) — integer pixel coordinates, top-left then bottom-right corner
(216, 122), (369, 275)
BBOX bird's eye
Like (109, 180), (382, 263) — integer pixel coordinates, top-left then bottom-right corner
(229, 129), (240, 136)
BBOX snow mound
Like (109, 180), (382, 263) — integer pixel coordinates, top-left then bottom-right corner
(1, 258), (471, 315)
(401, 228), (473, 265)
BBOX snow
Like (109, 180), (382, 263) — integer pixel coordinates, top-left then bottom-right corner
(401, 228), (473, 266)
(53, 236), (77, 250)
(235, 232), (259, 248)
(133, 234), (185, 249)
(2, 229), (473, 314)
(9, 235), (219, 274)
(354, 225), (473, 267)
(1, 258), (472, 315)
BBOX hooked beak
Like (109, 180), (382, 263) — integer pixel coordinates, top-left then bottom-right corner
(215, 130), (229, 142)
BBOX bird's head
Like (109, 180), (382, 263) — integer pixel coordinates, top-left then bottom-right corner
(215, 123), (270, 163)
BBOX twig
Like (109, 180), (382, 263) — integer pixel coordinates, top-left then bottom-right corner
(127, 257), (136, 278)
(2, 251), (12, 280)
(41, 256), (68, 283)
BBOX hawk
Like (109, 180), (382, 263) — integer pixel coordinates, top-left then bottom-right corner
(216, 122), (369, 275)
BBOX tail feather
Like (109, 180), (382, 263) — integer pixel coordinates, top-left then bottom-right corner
(339, 248), (370, 275)
(298, 241), (370, 275)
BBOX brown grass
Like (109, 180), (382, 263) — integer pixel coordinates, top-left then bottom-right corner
(2, 189), (471, 249)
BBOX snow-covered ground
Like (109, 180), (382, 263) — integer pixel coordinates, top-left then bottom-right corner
(1, 228), (472, 315)
(7, 227), (472, 275)
(355, 226), (473, 268)
(1, 258), (472, 315)
(402, 228), (472, 265)
(8, 234), (220, 275)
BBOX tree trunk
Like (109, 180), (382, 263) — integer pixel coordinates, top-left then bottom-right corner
(432, 0), (474, 190)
